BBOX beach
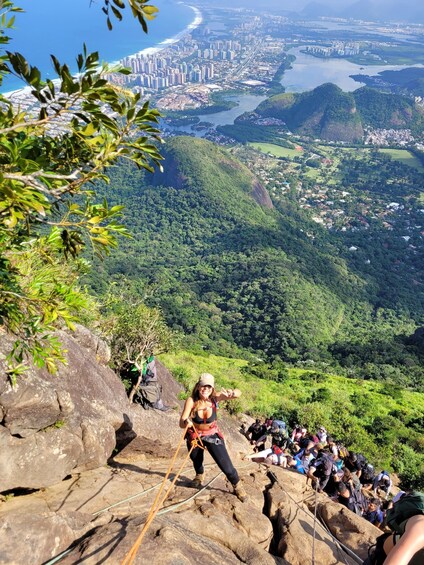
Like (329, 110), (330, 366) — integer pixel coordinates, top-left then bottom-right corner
(2, 1), (203, 95)
(121, 4), (202, 60)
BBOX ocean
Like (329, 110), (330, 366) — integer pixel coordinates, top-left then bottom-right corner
(1, 0), (198, 93)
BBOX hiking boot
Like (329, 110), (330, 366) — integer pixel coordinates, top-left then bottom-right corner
(192, 473), (204, 488)
(234, 481), (247, 502)
(153, 400), (171, 411)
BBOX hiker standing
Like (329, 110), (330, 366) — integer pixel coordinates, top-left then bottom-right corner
(179, 373), (247, 502)
(307, 446), (335, 492)
(316, 426), (328, 444)
(133, 354), (169, 411)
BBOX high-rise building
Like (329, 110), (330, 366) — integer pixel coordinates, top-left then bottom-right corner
(207, 64), (214, 79)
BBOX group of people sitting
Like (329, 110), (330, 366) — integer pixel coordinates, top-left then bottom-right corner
(244, 418), (424, 563)
(244, 418), (394, 528)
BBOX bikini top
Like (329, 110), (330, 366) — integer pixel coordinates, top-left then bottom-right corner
(192, 398), (218, 424)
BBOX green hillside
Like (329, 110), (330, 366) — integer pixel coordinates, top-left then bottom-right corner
(89, 137), (424, 392)
(255, 83), (423, 141)
(354, 87), (424, 134)
(256, 83), (363, 142)
(161, 350), (424, 489)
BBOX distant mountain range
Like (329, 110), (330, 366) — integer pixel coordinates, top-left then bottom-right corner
(254, 84), (424, 142)
(208, 0), (424, 23)
(301, 0), (424, 23)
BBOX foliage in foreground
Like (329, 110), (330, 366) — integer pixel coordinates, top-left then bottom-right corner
(0, 0), (162, 377)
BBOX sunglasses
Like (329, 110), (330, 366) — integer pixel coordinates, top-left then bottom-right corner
(200, 385), (212, 389)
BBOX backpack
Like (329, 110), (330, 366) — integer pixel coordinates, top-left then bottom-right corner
(142, 367), (155, 384)
(336, 442), (349, 459)
(362, 463), (375, 483)
(356, 453), (367, 468)
(386, 491), (424, 534)
(347, 484), (367, 516)
(315, 453), (334, 477)
(271, 444), (284, 456)
(271, 420), (288, 445)
(272, 419), (286, 433)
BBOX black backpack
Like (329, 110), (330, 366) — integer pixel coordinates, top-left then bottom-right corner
(386, 491), (424, 534)
(315, 453), (334, 477)
(356, 453), (367, 468)
(362, 463), (375, 483)
(345, 482), (367, 515)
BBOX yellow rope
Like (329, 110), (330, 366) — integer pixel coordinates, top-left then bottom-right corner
(120, 423), (204, 565)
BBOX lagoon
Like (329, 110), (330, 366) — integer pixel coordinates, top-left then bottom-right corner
(194, 94), (267, 127)
(170, 49), (422, 133)
(282, 47), (423, 92)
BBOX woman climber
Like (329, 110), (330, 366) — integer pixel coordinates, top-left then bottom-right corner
(179, 372), (247, 502)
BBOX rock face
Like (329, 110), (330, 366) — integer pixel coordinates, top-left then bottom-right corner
(0, 330), (384, 564)
(0, 325), (131, 492)
(0, 436), (383, 565)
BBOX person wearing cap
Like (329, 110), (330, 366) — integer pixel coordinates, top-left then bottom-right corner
(179, 373), (247, 502)
(373, 470), (393, 500)
(316, 426), (327, 444)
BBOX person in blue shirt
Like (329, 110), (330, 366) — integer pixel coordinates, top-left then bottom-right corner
(364, 498), (384, 529)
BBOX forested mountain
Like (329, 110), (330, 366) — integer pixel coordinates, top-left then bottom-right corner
(255, 84), (424, 141)
(351, 68), (424, 98)
(90, 137), (424, 390)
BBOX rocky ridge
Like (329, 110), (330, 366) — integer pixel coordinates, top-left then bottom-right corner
(0, 327), (381, 564)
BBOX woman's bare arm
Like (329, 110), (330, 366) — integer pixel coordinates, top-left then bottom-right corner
(179, 397), (194, 428)
(383, 515), (424, 565)
(214, 388), (241, 402)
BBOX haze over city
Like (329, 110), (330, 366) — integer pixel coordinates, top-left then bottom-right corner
(209, 0), (424, 23)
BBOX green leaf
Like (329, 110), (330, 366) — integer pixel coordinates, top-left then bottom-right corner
(111, 6), (123, 21)
(142, 5), (159, 16)
(87, 216), (102, 224)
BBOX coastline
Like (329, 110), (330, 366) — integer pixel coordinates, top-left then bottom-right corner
(3, 3), (203, 97)
(126, 4), (202, 59)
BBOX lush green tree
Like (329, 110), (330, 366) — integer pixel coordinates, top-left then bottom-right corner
(0, 1), (162, 378)
(100, 283), (178, 400)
